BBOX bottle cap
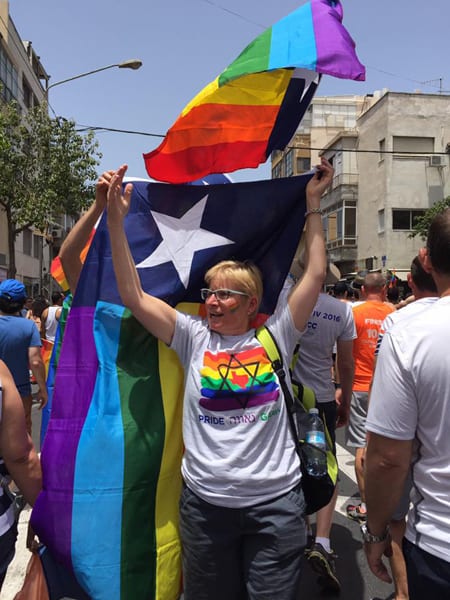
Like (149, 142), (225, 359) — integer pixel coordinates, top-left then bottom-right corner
(309, 407), (319, 414)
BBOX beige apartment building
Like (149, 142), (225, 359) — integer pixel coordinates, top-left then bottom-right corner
(272, 90), (450, 279)
(0, 1), (49, 291)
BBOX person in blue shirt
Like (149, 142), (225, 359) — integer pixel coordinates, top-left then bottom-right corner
(0, 279), (47, 435)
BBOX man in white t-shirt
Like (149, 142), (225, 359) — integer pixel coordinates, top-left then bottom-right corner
(295, 289), (355, 593)
(372, 255), (438, 600)
(288, 261), (355, 594)
(40, 292), (64, 342)
(364, 209), (450, 598)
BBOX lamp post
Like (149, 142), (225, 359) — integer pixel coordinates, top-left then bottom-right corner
(42, 59), (142, 294)
(44, 59), (143, 99)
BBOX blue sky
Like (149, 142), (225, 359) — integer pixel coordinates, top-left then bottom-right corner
(9, 0), (450, 182)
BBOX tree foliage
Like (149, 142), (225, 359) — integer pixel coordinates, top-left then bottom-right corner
(0, 100), (101, 276)
(410, 196), (450, 240)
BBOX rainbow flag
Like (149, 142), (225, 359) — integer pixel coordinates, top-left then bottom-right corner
(40, 294), (72, 447)
(50, 255), (70, 293)
(32, 174), (312, 599)
(50, 228), (96, 292)
(40, 338), (55, 378)
(144, 0), (365, 183)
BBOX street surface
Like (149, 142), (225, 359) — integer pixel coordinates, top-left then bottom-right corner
(3, 409), (395, 600)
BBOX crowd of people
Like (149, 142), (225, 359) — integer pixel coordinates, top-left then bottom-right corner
(0, 161), (449, 599)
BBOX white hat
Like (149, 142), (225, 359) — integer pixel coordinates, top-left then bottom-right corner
(290, 242), (341, 284)
(325, 262), (341, 285)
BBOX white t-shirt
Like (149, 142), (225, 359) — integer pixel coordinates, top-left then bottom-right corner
(170, 303), (302, 508)
(367, 296), (450, 562)
(44, 306), (60, 342)
(375, 296), (438, 356)
(293, 293), (356, 404)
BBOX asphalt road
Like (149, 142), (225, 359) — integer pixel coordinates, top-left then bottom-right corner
(299, 434), (395, 599)
(3, 408), (395, 600)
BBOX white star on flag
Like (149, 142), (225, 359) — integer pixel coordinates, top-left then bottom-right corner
(136, 194), (234, 288)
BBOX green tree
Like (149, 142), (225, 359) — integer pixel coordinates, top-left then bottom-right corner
(410, 196), (450, 240)
(0, 100), (101, 278)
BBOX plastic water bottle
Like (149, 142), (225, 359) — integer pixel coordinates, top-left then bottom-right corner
(304, 408), (327, 477)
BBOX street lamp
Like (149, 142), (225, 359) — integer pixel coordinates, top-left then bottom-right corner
(41, 59), (142, 294)
(44, 59), (143, 98)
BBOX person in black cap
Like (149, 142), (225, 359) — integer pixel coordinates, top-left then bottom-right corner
(0, 279), (47, 435)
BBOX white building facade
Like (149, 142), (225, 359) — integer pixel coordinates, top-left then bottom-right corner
(0, 1), (49, 293)
(273, 91), (450, 279)
(355, 91), (450, 276)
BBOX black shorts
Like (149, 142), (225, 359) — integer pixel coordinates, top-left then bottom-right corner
(0, 523), (17, 579)
(317, 400), (337, 456)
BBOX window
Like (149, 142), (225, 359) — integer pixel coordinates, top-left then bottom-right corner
(272, 162), (282, 179)
(33, 234), (41, 259)
(296, 157), (310, 172)
(392, 209), (426, 230)
(327, 213), (337, 241)
(23, 229), (32, 256)
(344, 206), (356, 237)
(0, 44), (19, 102)
(378, 209), (385, 233)
(379, 138), (385, 161)
(392, 136), (434, 154)
(23, 77), (32, 109)
(336, 208), (343, 239)
(285, 150), (293, 177)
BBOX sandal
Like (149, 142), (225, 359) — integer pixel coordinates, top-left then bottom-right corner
(346, 503), (367, 522)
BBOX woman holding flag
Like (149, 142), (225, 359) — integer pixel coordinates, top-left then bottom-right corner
(106, 158), (333, 600)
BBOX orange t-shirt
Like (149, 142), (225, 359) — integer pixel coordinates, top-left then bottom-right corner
(352, 301), (395, 391)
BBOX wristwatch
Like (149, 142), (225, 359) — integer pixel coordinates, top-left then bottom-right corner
(360, 523), (389, 543)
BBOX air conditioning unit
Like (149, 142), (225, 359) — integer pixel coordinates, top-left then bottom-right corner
(51, 227), (64, 239)
(429, 155), (446, 167)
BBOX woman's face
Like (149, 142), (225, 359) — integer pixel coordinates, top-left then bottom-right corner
(204, 276), (258, 335)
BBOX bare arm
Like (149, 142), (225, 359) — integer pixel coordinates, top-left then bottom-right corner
(106, 165), (177, 345)
(59, 170), (114, 294)
(335, 338), (354, 427)
(0, 362), (42, 505)
(28, 346), (48, 409)
(364, 433), (412, 583)
(40, 307), (47, 338)
(288, 157), (332, 331)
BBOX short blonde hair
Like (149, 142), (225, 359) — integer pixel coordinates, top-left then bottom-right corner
(204, 260), (263, 307)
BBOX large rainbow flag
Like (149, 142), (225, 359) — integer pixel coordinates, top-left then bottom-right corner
(31, 174), (313, 599)
(40, 294), (72, 447)
(144, 0), (365, 183)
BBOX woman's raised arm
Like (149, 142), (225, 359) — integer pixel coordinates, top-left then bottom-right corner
(107, 165), (177, 345)
(288, 157), (333, 331)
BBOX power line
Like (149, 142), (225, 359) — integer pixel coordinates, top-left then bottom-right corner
(75, 124), (164, 138)
(366, 65), (447, 92)
(195, 0), (267, 29)
(189, 1), (448, 93)
(73, 121), (450, 156)
(286, 144), (450, 156)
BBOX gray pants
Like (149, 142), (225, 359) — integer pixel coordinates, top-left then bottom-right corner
(179, 483), (306, 600)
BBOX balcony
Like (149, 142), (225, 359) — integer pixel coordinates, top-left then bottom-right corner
(331, 172), (359, 190)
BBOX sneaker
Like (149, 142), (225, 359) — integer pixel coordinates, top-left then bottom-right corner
(346, 503), (367, 523)
(304, 533), (315, 557)
(307, 542), (340, 594)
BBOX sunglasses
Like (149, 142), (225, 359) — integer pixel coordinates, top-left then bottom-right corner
(200, 288), (249, 302)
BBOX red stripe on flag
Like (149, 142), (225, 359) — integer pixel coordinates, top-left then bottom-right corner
(145, 139), (268, 184)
